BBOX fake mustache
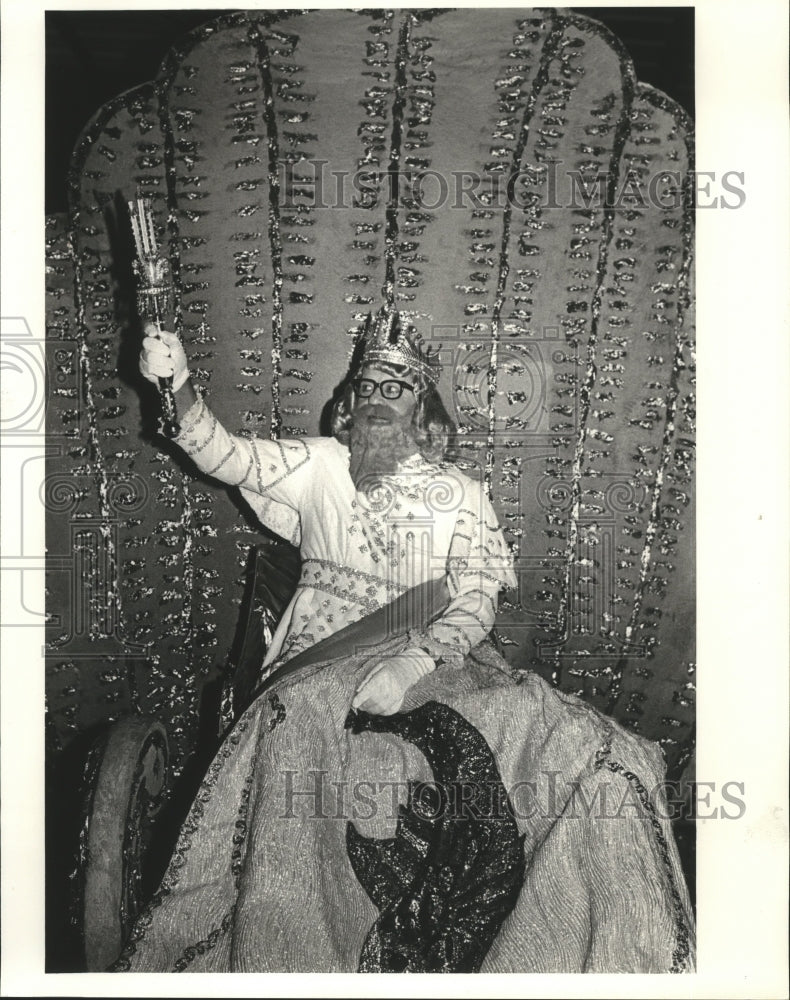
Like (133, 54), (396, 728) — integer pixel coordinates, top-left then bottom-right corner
(354, 402), (402, 423)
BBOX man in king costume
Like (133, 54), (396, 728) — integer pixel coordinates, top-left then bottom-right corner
(116, 308), (695, 973)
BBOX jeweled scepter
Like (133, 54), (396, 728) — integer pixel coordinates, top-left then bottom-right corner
(128, 194), (179, 438)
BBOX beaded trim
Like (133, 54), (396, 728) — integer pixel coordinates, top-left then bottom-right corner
(252, 438), (311, 495)
(297, 558), (405, 614)
(173, 907), (235, 971)
(594, 727), (693, 973)
(109, 715), (257, 970)
(176, 393), (208, 437)
(206, 442), (238, 477)
(187, 410), (221, 455)
(301, 557), (406, 593)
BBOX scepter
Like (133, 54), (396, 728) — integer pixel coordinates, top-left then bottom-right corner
(128, 194), (180, 438)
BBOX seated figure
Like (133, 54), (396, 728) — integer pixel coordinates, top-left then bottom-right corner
(114, 307), (695, 973)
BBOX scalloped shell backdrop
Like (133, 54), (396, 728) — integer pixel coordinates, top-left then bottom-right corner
(45, 8), (695, 779)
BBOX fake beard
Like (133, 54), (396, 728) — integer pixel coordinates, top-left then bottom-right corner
(348, 405), (419, 493)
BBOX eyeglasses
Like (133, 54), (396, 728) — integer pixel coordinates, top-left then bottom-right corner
(352, 377), (416, 400)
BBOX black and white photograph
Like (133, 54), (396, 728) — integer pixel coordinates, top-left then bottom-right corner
(1, 1), (787, 995)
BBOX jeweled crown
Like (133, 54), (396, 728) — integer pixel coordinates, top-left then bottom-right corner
(358, 307), (442, 385)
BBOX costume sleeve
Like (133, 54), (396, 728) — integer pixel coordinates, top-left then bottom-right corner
(174, 394), (313, 524)
(409, 481), (517, 665)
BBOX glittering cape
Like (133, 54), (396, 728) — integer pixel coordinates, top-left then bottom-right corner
(113, 615), (695, 973)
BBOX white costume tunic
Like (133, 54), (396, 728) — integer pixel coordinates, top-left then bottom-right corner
(176, 395), (517, 670)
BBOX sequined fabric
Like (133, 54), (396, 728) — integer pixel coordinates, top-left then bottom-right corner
(113, 634), (694, 972)
(346, 700), (527, 972)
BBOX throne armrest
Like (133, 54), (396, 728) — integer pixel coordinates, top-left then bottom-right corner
(221, 540), (301, 729)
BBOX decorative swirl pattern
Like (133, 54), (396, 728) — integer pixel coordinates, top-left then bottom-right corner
(424, 474), (463, 515)
(535, 476), (574, 513)
(107, 474), (150, 514)
(605, 478), (646, 515)
(354, 477), (399, 516)
(41, 475), (85, 514)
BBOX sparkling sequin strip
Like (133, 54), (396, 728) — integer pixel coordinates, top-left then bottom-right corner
(74, 88), (167, 716)
(562, 80), (690, 723)
(118, 82), (196, 763)
(125, 88), (194, 738)
(262, 18), (316, 438)
(451, 13), (550, 481)
(484, 15), (565, 501)
(552, 17), (636, 686)
(173, 908), (235, 971)
(607, 89), (695, 715)
(249, 22), (284, 438)
(45, 216), (112, 736)
(542, 47), (647, 687)
(162, 17), (271, 757)
(345, 8), (394, 342)
(480, 13), (588, 626)
(477, 13), (554, 512)
(153, 61), (202, 752)
(395, 12), (437, 317)
(65, 89), (162, 716)
(213, 20), (278, 607)
(383, 12), (413, 310)
(67, 104), (122, 644)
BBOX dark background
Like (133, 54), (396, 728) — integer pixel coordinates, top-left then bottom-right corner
(45, 7), (694, 215)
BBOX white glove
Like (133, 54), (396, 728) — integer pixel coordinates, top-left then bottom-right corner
(139, 325), (190, 392)
(351, 648), (435, 715)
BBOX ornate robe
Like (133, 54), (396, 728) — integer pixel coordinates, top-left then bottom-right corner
(114, 398), (695, 973)
(174, 394), (517, 672)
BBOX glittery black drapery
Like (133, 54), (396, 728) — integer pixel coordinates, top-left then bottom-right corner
(346, 701), (526, 973)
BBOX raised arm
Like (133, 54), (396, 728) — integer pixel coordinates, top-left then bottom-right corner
(140, 326), (312, 521)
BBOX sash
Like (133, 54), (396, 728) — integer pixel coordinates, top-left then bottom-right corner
(254, 575), (450, 697)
